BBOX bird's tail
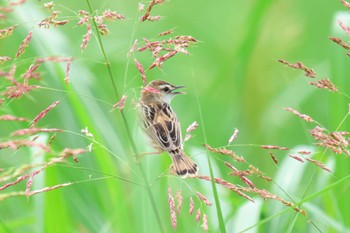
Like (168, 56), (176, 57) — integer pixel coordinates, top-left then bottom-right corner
(170, 150), (198, 177)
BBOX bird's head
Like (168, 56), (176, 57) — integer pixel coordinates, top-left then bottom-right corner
(141, 80), (186, 104)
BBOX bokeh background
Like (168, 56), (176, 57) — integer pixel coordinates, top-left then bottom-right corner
(1, 0), (350, 232)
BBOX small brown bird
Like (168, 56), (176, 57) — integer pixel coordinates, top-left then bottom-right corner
(138, 80), (198, 177)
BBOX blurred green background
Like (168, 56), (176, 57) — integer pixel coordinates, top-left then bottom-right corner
(1, 0), (350, 232)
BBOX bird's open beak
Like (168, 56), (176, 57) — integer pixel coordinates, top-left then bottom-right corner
(172, 85), (186, 95)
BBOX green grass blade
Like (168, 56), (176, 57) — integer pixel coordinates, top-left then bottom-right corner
(193, 75), (226, 233)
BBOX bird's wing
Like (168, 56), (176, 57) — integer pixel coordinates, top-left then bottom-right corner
(141, 103), (182, 151)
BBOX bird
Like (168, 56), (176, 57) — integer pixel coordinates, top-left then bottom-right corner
(138, 80), (198, 177)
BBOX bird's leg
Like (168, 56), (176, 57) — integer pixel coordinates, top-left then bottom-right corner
(134, 147), (163, 163)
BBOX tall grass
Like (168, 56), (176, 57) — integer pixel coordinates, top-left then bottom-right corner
(1, 0), (350, 233)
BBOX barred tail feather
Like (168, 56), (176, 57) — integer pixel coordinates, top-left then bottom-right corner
(171, 151), (198, 177)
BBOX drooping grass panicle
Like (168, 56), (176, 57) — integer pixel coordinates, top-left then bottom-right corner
(2, 83), (40, 99)
(134, 58), (147, 87)
(175, 190), (182, 214)
(341, 0), (350, 8)
(65, 62), (71, 84)
(283, 107), (314, 122)
(203, 144), (246, 162)
(201, 214), (208, 232)
(310, 126), (349, 155)
(137, 34), (198, 70)
(0, 174), (30, 191)
(0, 56), (11, 64)
(196, 191), (213, 206)
(338, 20), (350, 36)
(81, 24), (92, 51)
(31, 100), (60, 127)
(329, 37), (350, 50)
(184, 121), (199, 142)
(159, 29), (173, 37)
(298, 150), (312, 155)
(309, 79), (338, 92)
(189, 196), (194, 215)
(167, 187), (177, 229)
(15, 31), (32, 58)
(195, 208), (201, 222)
(0, 115), (28, 122)
(305, 158), (332, 172)
(38, 10), (68, 28)
(11, 128), (62, 136)
(102, 9), (125, 21)
(128, 39), (138, 57)
(140, 0), (165, 22)
(27, 182), (72, 196)
(260, 145), (289, 150)
(289, 154), (304, 163)
(10, 0), (26, 7)
(22, 64), (41, 85)
(278, 59), (316, 78)
(0, 139), (50, 152)
(0, 25), (17, 39)
(112, 95), (127, 110)
(269, 152), (278, 164)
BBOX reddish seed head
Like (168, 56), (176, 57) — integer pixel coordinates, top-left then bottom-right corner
(261, 145), (289, 150)
(305, 158), (332, 172)
(65, 62), (71, 85)
(159, 29), (173, 37)
(289, 154), (304, 163)
(278, 59), (316, 78)
(112, 95), (127, 110)
(329, 37), (350, 50)
(81, 24), (92, 51)
(31, 100), (60, 127)
(0, 56), (11, 64)
(203, 144), (246, 162)
(196, 192), (213, 206)
(2, 84), (40, 99)
(22, 64), (41, 84)
(102, 9), (125, 20)
(11, 128), (62, 136)
(284, 107), (314, 122)
(195, 209), (201, 222)
(167, 187), (177, 229)
(16, 31), (32, 58)
(189, 197), (194, 215)
(10, 0), (26, 6)
(175, 190), (182, 214)
(142, 86), (160, 94)
(36, 56), (73, 63)
(338, 20), (350, 36)
(298, 150), (311, 155)
(340, 0), (350, 9)
(134, 58), (147, 87)
(269, 152), (278, 164)
(0, 114), (28, 122)
(309, 79), (338, 92)
(201, 214), (208, 232)
(128, 39), (138, 57)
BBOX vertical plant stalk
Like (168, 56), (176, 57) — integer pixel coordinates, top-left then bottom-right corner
(85, 1), (165, 232)
(193, 76), (227, 233)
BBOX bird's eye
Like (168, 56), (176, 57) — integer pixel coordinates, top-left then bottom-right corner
(163, 86), (170, 93)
